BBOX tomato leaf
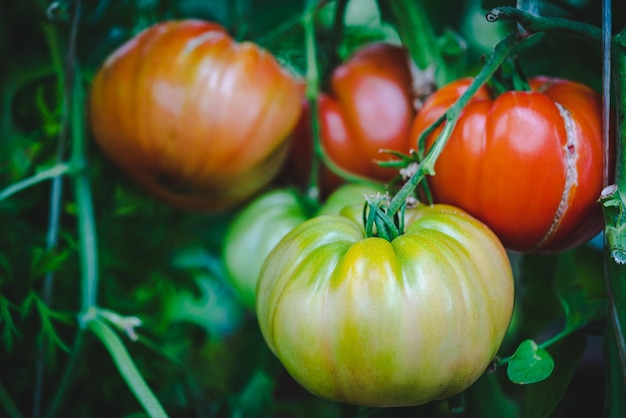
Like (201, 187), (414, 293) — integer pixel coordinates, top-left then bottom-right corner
(465, 373), (520, 418)
(554, 247), (607, 332)
(340, 0), (401, 58)
(507, 339), (555, 384)
(230, 371), (275, 418)
(520, 332), (587, 418)
(165, 272), (244, 337)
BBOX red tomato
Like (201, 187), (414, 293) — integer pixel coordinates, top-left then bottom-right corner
(89, 20), (302, 212)
(286, 43), (416, 194)
(411, 77), (605, 253)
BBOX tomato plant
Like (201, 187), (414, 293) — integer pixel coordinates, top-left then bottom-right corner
(256, 203), (514, 407)
(286, 42), (416, 193)
(89, 19), (302, 213)
(2, 1), (621, 417)
(411, 76), (605, 253)
(223, 183), (383, 308)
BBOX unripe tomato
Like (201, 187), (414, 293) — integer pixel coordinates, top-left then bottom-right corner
(411, 77), (605, 252)
(223, 183), (384, 308)
(286, 43), (415, 194)
(89, 20), (302, 212)
(256, 204), (514, 407)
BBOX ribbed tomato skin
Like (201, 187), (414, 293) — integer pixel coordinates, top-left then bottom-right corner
(411, 77), (605, 252)
(257, 204), (514, 407)
(89, 20), (302, 212)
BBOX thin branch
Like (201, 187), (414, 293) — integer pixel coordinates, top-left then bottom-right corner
(87, 317), (168, 418)
(33, 10), (78, 414)
(0, 164), (72, 202)
(486, 6), (602, 47)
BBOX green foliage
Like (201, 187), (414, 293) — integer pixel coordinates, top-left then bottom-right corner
(0, 0), (618, 417)
(507, 340), (555, 384)
(520, 333), (587, 418)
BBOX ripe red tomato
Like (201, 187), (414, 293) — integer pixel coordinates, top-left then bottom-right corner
(89, 20), (302, 212)
(286, 43), (416, 194)
(411, 77), (605, 252)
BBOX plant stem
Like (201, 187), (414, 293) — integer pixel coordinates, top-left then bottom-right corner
(600, 2), (626, 398)
(0, 163), (72, 201)
(63, 1), (97, 313)
(302, 1), (383, 198)
(0, 380), (25, 418)
(495, 329), (575, 368)
(303, 2), (321, 202)
(42, 1), (102, 415)
(33, 16), (74, 416)
(386, 33), (522, 217)
(486, 6), (602, 47)
(43, 331), (87, 418)
(87, 317), (168, 418)
(387, 0), (450, 86)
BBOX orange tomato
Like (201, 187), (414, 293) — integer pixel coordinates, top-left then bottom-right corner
(89, 20), (302, 212)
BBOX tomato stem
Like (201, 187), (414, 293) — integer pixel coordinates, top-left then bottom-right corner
(386, 32), (523, 219)
(601, 0), (626, 397)
(365, 30), (526, 240)
(385, 0), (457, 87)
(303, 3), (321, 202)
(302, 2), (391, 197)
(490, 56), (531, 95)
(0, 163), (73, 201)
(486, 6), (602, 47)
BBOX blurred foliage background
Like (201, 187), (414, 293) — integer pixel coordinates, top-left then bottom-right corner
(0, 0), (620, 417)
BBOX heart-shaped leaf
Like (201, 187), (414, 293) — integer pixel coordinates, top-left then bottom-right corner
(507, 339), (554, 384)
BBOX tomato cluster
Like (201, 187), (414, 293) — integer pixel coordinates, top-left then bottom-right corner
(88, 18), (607, 408)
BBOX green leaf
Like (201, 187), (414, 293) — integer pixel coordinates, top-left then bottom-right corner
(230, 371), (275, 418)
(521, 332), (587, 418)
(165, 272), (244, 336)
(30, 245), (71, 279)
(0, 296), (20, 351)
(507, 339), (555, 384)
(21, 291), (72, 354)
(338, 0), (401, 59)
(554, 247), (607, 332)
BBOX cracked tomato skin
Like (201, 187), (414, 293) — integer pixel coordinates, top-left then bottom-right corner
(256, 204), (514, 407)
(286, 43), (415, 194)
(411, 77), (605, 253)
(89, 20), (301, 212)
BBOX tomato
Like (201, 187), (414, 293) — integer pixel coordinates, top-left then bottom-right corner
(411, 77), (605, 253)
(256, 203), (514, 406)
(89, 19), (301, 212)
(286, 43), (416, 194)
(223, 183), (384, 308)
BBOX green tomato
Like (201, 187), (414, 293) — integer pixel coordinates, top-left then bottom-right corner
(223, 189), (308, 308)
(223, 183), (384, 308)
(256, 203), (514, 407)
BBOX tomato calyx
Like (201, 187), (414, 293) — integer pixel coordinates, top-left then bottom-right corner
(489, 56), (531, 96)
(363, 193), (406, 240)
